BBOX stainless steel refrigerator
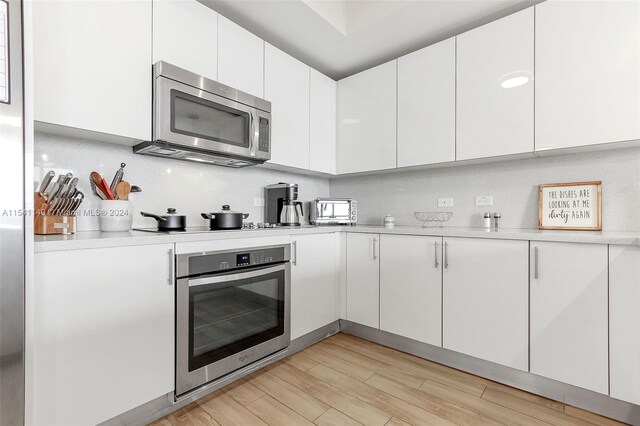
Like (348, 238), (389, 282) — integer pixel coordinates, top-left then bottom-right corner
(0, 0), (25, 424)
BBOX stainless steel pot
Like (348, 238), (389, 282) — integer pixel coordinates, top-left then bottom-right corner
(141, 208), (187, 230)
(201, 205), (249, 230)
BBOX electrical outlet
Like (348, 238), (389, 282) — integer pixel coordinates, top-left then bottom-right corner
(438, 198), (454, 207)
(253, 198), (265, 207)
(475, 196), (494, 206)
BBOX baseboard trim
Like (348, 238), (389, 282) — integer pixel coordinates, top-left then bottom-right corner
(102, 319), (639, 426)
(339, 320), (640, 426)
(101, 321), (340, 426)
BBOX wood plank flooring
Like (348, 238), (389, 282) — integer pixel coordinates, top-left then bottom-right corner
(149, 333), (626, 426)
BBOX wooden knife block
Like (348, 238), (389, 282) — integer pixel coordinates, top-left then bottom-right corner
(34, 192), (77, 235)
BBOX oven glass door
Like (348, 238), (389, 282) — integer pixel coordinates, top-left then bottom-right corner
(187, 264), (286, 372)
(171, 89), (250, 149)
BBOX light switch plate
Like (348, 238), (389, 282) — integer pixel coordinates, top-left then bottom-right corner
(475, 196), (494, 206)
(438, 198), (454, 207)
(253, 198), (265, 207)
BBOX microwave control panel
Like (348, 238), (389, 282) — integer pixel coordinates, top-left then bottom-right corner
(258, 117), (270, 152)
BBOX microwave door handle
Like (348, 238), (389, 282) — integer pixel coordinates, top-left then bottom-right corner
(188, 264), (285, 288)
(249, 110), (259, 156)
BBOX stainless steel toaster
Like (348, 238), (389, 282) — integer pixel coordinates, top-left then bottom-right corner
(309, 198), (357, 225)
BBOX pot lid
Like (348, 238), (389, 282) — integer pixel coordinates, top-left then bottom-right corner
(165, 208), (182, 216)
(215, 204), (241, 214)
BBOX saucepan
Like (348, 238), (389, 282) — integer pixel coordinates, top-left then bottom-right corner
(201, 205), (249, 230)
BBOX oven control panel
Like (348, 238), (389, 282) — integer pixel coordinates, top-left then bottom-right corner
(185, 245), (289, 276)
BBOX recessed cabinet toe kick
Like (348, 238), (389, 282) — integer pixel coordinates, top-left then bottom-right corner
(175, 244), (291, 396)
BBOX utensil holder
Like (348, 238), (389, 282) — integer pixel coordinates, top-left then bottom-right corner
(98, 200), (133, 232)
(34, 193), (77, 235)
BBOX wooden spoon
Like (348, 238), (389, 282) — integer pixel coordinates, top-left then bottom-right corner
(115, 181), (131, 201)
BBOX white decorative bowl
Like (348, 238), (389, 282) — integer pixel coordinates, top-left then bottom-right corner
(414, 211), (453, 228)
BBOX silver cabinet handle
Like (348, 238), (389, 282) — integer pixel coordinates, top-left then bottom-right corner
(168, 248), (175, 285)
(444, 241), (448, 269)
(292, 241), (298, 266)
(534, 246), (539, 279)
(189, 264), (286, 288)
(434, 241), (439, 268)
(372, 237), (377, 261)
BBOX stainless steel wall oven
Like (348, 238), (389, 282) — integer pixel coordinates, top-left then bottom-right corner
(175, 245), (290, 396)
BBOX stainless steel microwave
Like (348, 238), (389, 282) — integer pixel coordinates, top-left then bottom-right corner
(134, 62), (271, 168)
(309, 198), (357, 225)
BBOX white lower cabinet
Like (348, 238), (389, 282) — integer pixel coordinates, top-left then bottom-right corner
(442, 237), (528, 370)
(31, 244), (175, 426)
(610, 245), (640, 405)
(290, 233), (338, 339)
(530, 242), (608, 394)
(346, 233), (380, 328)
(380, 235), (442, 346)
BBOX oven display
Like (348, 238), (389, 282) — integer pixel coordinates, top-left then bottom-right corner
(236, 253), (251, 266)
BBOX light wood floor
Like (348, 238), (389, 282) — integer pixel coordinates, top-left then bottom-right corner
(149, 333), (626, 426)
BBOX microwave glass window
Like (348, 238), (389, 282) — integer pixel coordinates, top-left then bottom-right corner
(171, 90), (250, 148)
(321, 202), (350, 219)
(188, 270), (285, 371)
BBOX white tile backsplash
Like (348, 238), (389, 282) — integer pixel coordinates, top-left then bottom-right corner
(34, 133), (330, 231)
(330, 147), (640, 231)
(36, 132), (640, 232)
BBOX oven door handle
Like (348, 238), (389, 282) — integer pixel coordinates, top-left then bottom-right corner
(187, 263), (286, 288)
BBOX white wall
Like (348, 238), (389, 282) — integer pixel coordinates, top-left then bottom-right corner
(34, 133), (330, 231)
(330, 147), (640, 231)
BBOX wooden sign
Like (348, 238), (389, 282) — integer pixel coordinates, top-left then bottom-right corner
(538, 181), (602, 231)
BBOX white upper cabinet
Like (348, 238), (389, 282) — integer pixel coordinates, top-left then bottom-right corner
(310, 69), (337, 174)
(535, 0), (640, 151)
(609, 245), (640, 405)
(33, 0), (152, 141)
(264, 43), (310, 169)
(153, 0), (218, 81)
(397, 38), (455, 167)
(346, 233), (380, 328)
(337, 61), (397, 174)
(380, 235), (442, 346)
(217, 15), (264, 98)
(442, 237), (529, 371)
(530, 242), (608, 394)
(456, 8), (534, 161)
(290, 233), (338, 339)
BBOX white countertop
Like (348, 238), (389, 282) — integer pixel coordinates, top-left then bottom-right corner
(34, 225), (640, 252)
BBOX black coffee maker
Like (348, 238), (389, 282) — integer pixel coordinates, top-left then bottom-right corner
(265, 183), (303, 226)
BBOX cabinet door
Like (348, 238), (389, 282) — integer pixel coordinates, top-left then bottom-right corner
(397, 38), (455, 167)
(380, 235), (442, 346)
(31, 244), (175, 425)
(443, 238), (528, 370)
(610, 245), (640, 405)
(33, 0), (152, 141)
(291, 233), (337, 339)
(218, 15), (264, 98)
(530, 242), (608, 394)
(346, 233), (380, 328)
(264, 43), (310, 169)
(153, 0), (218, 81)
(456, 8), (534, 160)
(310, 69), (337, 174)
(535, 1), (640, 151)
(337, 61), (397, 174)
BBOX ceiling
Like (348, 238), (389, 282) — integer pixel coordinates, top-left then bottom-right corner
(201, 0), (540, 80)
